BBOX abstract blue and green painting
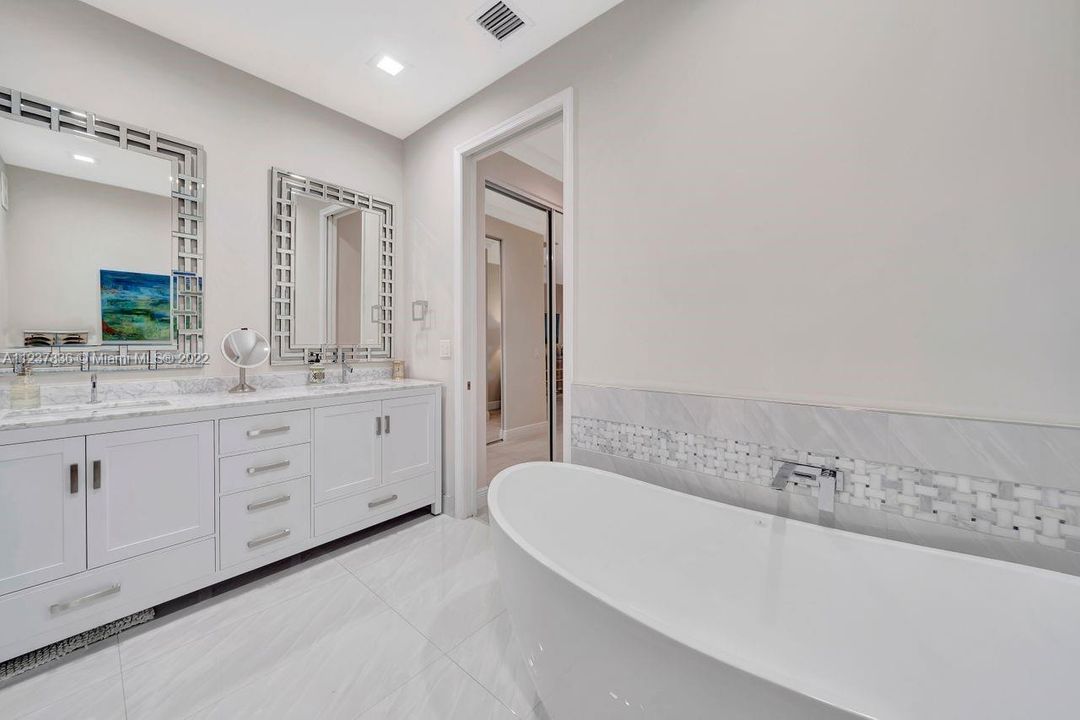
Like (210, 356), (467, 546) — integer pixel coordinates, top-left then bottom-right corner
(99, 270), (172, 343)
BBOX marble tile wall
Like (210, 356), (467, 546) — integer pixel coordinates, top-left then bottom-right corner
(0, 366), (393, 410)
(570, 384), (1080, 575)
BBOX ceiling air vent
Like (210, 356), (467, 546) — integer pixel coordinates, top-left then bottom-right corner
(476, 2), (527, 42)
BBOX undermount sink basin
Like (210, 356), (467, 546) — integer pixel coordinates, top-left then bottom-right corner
(3, 398), (172, 418)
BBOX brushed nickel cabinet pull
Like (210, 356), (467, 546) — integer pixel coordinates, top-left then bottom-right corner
(246, 460), (290, 476)
(368, 494), (398, 509)
(247, 528), (291, 548)
(50, 583), (121, 615)
(384, 415), (390, 434)
(247, 425), (290, 438)
(92, 460), (102, 490)
(375, 416), (382, 436)
(247, 494), (291, 512)
(69, 464), (79, 494)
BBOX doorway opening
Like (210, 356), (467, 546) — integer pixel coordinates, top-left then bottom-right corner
(481, 179), (564, 497)
(452, 89), (574, 519)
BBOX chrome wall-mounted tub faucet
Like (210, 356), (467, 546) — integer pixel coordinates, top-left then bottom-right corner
(772, 461), (843, 515)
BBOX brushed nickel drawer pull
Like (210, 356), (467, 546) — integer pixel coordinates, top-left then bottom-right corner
(384, 415), (390, 434)
(375, 416), (382, 436)
(69, 463), (79, 494)
(246, 425), (290, 438)
(247, 528), (291, 548)
(247, 494), (291, 512)
(50, 583), (121, 615)
(368, 494), (398, 509)
(92, 460), (102, 490)
(246, 460), (291, 476)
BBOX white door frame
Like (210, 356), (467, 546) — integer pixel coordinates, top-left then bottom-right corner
(452, 87), (575, 518)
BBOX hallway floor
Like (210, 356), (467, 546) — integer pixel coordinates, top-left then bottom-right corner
(483, 396), (563, 487)
(484, 421), (549, 487)
(0, 514), (548, 720)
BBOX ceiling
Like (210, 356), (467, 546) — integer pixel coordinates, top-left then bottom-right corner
(78, 0), (623, 138)
(0, 120), (171, 197)
(486, 188), (547, 236)
(503, 121), (563, 181)
(485, 188), (563, 284)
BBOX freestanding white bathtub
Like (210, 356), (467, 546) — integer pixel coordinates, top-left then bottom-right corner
(489, 462), (1080, 719)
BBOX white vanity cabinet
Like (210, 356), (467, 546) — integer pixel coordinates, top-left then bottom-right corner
(0, 438), (86, 596)
(0, 382), (442, 665)
(314, 401), (382, 503)
(313, 392), (437, 537)
(382, 394), (438, 483)
(86, 422), (215, 567)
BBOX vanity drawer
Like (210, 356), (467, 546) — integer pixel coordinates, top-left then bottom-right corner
(314, 473), (434, 537)
(220, 477), (311, 569)
(0, 538), (214, 657)
(219, 410), (311, 455)
(219, 443), (311, 495)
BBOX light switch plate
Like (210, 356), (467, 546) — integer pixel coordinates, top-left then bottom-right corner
(439, 339), (452, 359)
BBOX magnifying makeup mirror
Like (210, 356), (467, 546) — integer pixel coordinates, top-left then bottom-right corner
(221, 328), (270, 393)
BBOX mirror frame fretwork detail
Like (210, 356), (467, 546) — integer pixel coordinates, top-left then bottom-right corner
(0, 86), (206, 370)
(269, 168), (394, 365)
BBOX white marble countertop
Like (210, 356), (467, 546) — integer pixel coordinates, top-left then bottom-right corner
(0, 378), (441, 432)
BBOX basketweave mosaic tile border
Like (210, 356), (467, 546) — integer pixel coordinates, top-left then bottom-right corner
(571, 416), (1080, 552)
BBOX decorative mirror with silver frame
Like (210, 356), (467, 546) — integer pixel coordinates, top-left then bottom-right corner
(0, 86), (206, 371)
(269, 168), (393, 365)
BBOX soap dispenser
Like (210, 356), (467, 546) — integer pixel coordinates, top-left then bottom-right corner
(10, 364), (41, 410)
(308, 355), (326, 385)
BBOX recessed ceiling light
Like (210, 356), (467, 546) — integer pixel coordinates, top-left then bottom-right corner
(375, 55), (404, 76)
(72, 154), (96, 164)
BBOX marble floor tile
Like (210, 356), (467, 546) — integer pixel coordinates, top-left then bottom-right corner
(360, 656), (517, 720)
(122, 575), (395, 720)
(184, 604), (442, 720)
(120, 555), (348, 668)
(345, 519), (492, 597)
(449, 612), (539, 717)
(330, 512), (457, 573)
(0, 638), (120, 719)
(348, 520), (504, 651)
(19, 673), (125, 720)
(527, 702), (551, 720)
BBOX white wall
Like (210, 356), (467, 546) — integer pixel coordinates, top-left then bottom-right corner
(3, 166), (171, 347)
(403, 0), (1080, 458)
(0, 0), (402, 378)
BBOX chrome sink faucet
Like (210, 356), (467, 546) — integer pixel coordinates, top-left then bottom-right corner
(89, 372), (100, 404)
(772, 462), (843, 514)
(339, 352), (354, 384)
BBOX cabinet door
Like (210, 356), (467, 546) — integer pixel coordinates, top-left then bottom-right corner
(382, 394), (437, 484)
(314, 402), (382, 504)
(0, 438), (85, 596)
(86, 422), (214, 568)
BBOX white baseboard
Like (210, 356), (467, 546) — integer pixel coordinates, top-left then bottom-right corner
(476, 486), (488, 511)
(503, 421), (548, 441)
(487, 401), (501, 411)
